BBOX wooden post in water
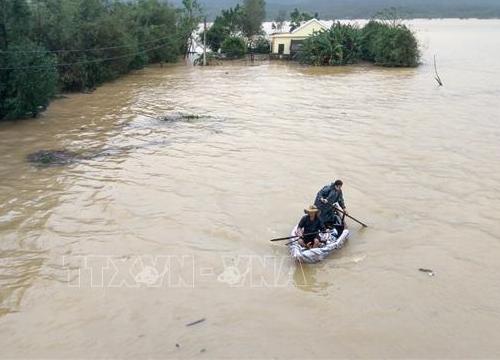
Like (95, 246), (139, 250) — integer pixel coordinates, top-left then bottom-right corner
(203, 17), (207, 66)
(434, 54), (443, 86)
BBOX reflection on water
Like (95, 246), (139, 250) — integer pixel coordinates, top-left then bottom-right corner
(293, 252), (367, 293)
(293, 263), (330, 294)
(1, 19), (500, 358)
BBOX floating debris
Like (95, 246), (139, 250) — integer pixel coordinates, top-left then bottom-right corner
(27, 140), (174, 168)
(159, 112), (203, 123)
(200, 348), (206, 353)
(419, 268), (435, 276)
(175, 343), (180, 348)
(26, 150), (78, 167)
(186, 318), (206, 327)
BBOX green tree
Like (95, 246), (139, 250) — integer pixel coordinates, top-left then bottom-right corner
(40, 0), (188, 91)
(241, 0), (265, 38)
(221, 36), (246, 59)
(360, 20), (385, 61)
(132, 0), (180, 63)
(371, 24), (420, 67)
(204, 5), (243, 52)
(360, 19), (420, 67)
(205, 22), (229, 52)
(0, 0), (58, 120)
(61, 0), (134, 90)
(0, 43), (58, 120)
(220, 5), (244, 34)
(0, 0), (31, 45)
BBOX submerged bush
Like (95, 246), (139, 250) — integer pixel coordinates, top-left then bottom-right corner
(299, 22), (362, 66)
(299, 20), (420, 68)
(360, 21), (386, 61)
(365, 22), (420, 67)
(221, 36), (247, 59)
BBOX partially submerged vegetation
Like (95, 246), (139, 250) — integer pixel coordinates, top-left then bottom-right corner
(299, 22), (362, 66)
(27, 150), (78, 166)
(0, 0), (202, 121)
(360, 20), (420, 67)
(204, 4), (419, 67)
(26, 111), (208, 166)
(159, 112), (203, 122)
(299, 20), (420, 67)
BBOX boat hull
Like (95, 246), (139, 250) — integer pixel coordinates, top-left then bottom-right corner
(289, 225), (350, 264)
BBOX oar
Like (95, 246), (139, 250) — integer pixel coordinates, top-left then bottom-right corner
(270, 231), (321, 242)
(327, 202), (368, 228)
(285, 229), (337, 246)
(270, 229), (336, 243)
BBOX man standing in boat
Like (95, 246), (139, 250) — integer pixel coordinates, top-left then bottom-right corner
(314, 179), (348, 228)
(296, 205), (324, 249)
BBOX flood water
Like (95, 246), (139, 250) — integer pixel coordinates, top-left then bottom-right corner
(1, 19), (500, 358)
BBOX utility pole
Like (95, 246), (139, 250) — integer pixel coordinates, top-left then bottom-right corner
(203, 17), (207, 66)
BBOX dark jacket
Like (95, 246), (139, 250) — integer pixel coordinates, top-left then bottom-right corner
(314, 184), (345, 209)
(298, 214), (324, 243)
(314, 184), (345, 224)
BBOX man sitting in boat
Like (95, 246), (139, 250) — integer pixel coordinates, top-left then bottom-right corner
(314, 179), (348, 228)
(296, 205), (325, 249)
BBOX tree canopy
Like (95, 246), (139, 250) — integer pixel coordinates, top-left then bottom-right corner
(204, 0), (266, 53)
(241, 0), (266, 37)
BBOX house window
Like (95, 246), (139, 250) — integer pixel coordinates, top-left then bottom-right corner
(278, 44), (285, 54)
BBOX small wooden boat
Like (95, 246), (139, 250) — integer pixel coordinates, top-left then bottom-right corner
(288, 225), (350, 264)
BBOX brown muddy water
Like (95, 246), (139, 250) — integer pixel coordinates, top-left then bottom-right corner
(1, 19), (500, 358)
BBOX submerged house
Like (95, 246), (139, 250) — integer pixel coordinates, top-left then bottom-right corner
(270, 19), (328, 58)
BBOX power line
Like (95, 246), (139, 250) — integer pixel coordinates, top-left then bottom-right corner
(0, 43), (170, 70)
(0, 35), (173, 54)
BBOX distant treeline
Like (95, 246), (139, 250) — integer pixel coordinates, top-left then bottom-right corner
(175, 0), (500, 20)
(0, 0), (201, 121)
